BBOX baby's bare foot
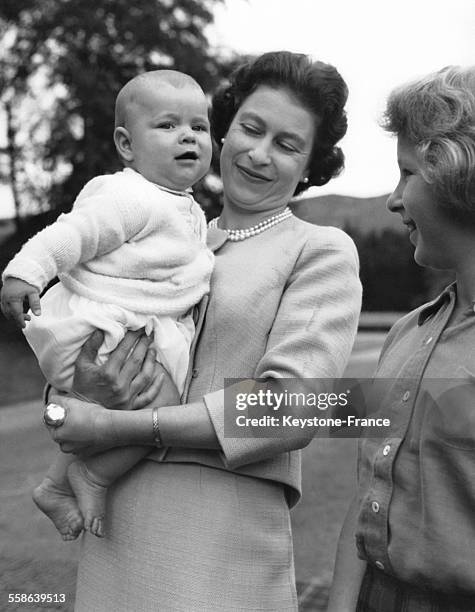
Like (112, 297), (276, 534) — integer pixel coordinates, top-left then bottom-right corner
(68, 461), (107, 538)
(32, 477), (84, 540)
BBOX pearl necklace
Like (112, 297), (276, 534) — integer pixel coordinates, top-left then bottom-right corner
(208, 207), (292, 241)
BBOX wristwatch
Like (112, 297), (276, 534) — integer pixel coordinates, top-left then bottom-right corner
(43, 403), (66, 427)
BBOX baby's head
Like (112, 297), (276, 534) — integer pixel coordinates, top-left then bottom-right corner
(114, 70), (212, 192)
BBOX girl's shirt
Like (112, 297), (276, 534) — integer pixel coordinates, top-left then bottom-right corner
(356, 284), (475, 595)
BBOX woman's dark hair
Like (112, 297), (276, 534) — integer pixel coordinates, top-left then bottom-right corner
(210, 50), (349, 195)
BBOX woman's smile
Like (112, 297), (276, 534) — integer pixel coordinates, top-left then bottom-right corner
(220, 85), (315, 217)
(235, 162), (273, 183)
(402, 218), (417, 237)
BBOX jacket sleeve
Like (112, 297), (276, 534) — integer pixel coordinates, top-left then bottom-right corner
(204, 229), (363, 469)
(2, 177), (153, 291)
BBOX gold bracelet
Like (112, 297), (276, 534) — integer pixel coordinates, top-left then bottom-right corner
(152, 406), (163, 447)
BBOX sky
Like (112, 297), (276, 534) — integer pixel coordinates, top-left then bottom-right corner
(0, 0), (473, 218)
(208, 0), (474, 198)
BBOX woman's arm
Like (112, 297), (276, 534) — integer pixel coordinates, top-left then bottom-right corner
(48, 395), (220, 455)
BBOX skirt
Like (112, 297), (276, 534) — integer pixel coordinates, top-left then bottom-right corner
(75, 461), (298, 611)
(356, 564), (475, 612)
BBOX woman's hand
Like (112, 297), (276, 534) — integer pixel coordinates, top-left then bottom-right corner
(46, 394), (116, 455)
(137, 359), (181, 409)
(72, 329), (168, 410)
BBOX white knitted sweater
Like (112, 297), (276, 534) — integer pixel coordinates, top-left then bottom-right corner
(2, 168), (214, 316)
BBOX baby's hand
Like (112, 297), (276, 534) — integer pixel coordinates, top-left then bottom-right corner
(0, 277), (41, 328)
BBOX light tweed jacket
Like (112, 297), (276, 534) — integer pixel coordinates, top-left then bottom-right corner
(149, 214), (362, 506)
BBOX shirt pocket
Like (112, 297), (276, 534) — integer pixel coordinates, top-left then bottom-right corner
(422, 371), (475, 451)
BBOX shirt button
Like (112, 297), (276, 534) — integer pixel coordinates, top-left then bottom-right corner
(371, 501), (380, 513)
(383, 444), (391, 456)
(375, 561), (385, 571)
(402, 391), (410, 401)
(191, 368), (199, 378)
(425, 336), (433, 344)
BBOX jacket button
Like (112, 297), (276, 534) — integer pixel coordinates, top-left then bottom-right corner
(191, 368), (199, 378)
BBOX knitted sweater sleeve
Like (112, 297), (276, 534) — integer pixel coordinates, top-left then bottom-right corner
(2, 177), (151, 291)
(204, 230), (362, 469)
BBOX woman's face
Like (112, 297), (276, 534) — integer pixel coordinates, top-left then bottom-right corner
(220, 86), (317, 215)
(387, 136), (454, 270)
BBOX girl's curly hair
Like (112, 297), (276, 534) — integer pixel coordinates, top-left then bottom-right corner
(382, 65), (475, 222)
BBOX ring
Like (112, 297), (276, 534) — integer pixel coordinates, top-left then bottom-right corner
(43, 403), (66, 427)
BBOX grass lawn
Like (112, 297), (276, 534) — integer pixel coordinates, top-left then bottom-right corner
(0, 401), (79, 611)
(0, 318), (75, 611)
(0, 320), (46, 407)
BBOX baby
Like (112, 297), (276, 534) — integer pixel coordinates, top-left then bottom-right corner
(1, 70), (214, 539)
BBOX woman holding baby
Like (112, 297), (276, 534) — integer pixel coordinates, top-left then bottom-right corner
(45, 51), (362, 611)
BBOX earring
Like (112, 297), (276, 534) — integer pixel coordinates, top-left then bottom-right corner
(220, 138), (225, 144)
(302, 177), (309, 184)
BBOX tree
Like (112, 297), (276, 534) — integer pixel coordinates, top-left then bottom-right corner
(0, 2), (39, 230)
(0, 0), (232, 226)
(346, 225), (452, 311)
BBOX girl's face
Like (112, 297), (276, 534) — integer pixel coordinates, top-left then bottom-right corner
(219, 86), (316, 216)
(387, 136), (456, 270)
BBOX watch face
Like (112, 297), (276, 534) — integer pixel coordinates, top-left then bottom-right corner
(44, 403), (66, 426)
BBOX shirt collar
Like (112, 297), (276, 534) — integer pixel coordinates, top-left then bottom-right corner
(418, 282), (456, 325)
(155, 183), (194, 197)
(206, 226), (228, 252)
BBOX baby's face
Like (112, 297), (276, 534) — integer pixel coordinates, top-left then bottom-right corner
(126, 83), (212, 191)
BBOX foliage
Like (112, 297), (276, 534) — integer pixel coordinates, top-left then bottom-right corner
(0, 0), (233, 226)
(347, 225), (454, 311)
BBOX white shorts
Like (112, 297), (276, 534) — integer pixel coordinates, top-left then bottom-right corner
(24, 282), (194, 394)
